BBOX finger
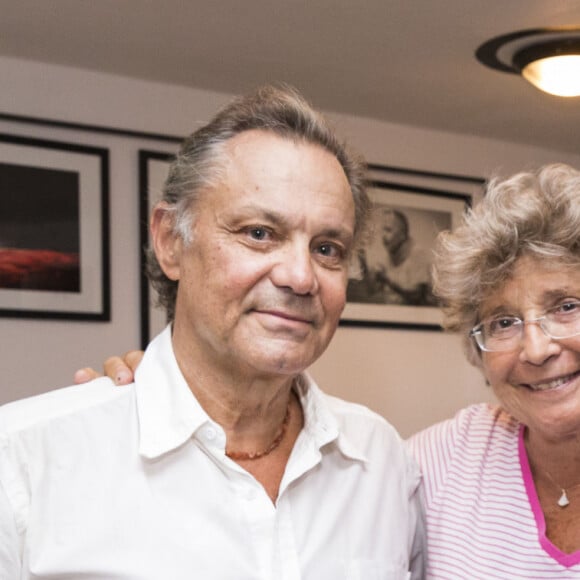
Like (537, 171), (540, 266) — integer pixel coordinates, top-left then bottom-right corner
(73, 367), (101, 384)
(103, 356), (133, 386)
(123, 350), (145, 374)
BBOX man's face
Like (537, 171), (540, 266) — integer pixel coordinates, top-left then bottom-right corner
(381, 211), (406, 250)
(168, 130), (355, 380)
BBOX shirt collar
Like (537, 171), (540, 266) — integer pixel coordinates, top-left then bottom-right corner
(294, 373), (368, 463)
(135, 326), (366, 464)
(135, 326), (210, 459)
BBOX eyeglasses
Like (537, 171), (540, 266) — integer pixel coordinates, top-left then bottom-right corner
(470, 301), (580, 352)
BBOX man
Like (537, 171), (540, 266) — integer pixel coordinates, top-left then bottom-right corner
(354, 206), (435, 306)
(379, 207), (436, 306)
(1, 85), (425, 578)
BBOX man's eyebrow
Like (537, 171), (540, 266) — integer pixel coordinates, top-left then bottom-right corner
(257, 208), (287, 224)
(232, 205), (284, 221)
(232, 205), (354, 241)
(317, 227), (354, 244)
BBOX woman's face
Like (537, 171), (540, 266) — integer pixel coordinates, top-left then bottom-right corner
(480, 255), (580, 442)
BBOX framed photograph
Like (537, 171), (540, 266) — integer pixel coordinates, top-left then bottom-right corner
(0, 133), (110, 320)
(341, 164), (485, 330)
(139, 149), (175, 348)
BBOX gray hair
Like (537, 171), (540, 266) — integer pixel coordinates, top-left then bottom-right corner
(432, 163), (580, 367)
(148, 83), (371, 321)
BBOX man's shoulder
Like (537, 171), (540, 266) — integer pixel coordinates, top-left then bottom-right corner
(323, 392), (404, 445)
(0, 377), (131, 435)
(324, 393), (387, 423)
(322, 393), (421, 488)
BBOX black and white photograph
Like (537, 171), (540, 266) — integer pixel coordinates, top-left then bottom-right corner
(348, 200), (450, 307)
(341, 166), (481, 329)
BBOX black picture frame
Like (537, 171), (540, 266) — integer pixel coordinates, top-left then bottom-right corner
(340, 164), (485, 330)
(0, 133), (110, 321)
(138, 149), (175, 348)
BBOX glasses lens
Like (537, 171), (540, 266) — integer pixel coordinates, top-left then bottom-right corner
(473, 317), (522, 351)
(544, 302), (580, 339)
(473, 302), (580, 351)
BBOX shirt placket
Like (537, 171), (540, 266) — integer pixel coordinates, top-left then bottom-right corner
(272, 494), (301, 580)
(227, 467), (303, 580)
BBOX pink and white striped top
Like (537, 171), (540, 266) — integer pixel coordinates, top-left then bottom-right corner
(407, 403), (580, 579)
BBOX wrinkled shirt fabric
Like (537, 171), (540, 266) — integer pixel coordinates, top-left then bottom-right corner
(0, 326), (425, 579)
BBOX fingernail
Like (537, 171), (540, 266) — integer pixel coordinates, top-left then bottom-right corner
(115, 371), (131, 385)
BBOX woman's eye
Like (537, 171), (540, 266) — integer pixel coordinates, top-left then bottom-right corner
(488, 317), (518, 335)
(553, 301), (580, 316)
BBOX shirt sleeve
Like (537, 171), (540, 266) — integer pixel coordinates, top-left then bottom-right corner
(406, 412), (461, 505)
(0, 476), (21, 577)
(408, 481), (426, 580)
(406, 453), (427, 580)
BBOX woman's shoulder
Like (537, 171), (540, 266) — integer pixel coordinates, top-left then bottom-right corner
(406, 403), (518, 466)
(407, 403), (519, 502)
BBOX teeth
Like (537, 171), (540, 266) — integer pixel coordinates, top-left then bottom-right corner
(529, 374), (577, 391)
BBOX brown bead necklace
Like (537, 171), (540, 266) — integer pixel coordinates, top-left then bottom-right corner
(225, 400), (291, 461)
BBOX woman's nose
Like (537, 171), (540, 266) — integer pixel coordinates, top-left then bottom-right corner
(518, 321), (560, 365)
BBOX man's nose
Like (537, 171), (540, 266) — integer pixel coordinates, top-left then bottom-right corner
(271, 243), (319, 296)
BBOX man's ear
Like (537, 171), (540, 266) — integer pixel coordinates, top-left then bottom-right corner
(150, 202), (182, 281)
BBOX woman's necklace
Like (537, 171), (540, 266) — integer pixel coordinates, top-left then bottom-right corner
(225, 400), (291, 461)
(543, 470), (580, 508)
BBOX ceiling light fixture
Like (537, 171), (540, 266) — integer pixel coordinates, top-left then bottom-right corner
(476, 27), (580, 97)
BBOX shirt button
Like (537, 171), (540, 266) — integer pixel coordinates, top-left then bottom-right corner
(204, 427), (217, 440)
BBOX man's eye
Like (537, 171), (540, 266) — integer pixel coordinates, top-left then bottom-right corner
(316, 243), (345, 260)
(247, 227), (270, 241)
(319, 244), (335, 256)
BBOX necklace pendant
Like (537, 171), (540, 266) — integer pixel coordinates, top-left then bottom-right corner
(558, 489), (570, 508)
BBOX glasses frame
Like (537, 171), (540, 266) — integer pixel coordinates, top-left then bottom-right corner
(470, 302), (580, 352)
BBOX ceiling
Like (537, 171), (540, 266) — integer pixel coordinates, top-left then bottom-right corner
(2, 0), (580, 153)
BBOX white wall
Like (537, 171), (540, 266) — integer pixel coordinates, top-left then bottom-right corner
(2, 56), (579, 438)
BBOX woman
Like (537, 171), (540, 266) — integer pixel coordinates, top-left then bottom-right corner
(408, 163), (580, 578)
(77, 163), (580, 578)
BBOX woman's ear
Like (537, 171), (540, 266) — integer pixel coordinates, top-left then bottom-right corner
(150, 202), (182, 281)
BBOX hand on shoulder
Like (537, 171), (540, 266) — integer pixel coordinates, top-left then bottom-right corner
(74, 351), (144, 385)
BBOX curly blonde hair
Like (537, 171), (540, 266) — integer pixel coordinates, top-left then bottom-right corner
(432, 163), (580, 367)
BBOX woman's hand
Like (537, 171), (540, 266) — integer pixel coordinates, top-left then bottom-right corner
(74, 351), (144, 385)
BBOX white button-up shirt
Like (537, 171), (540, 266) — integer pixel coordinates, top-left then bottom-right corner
(0, 327), (425, 579)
